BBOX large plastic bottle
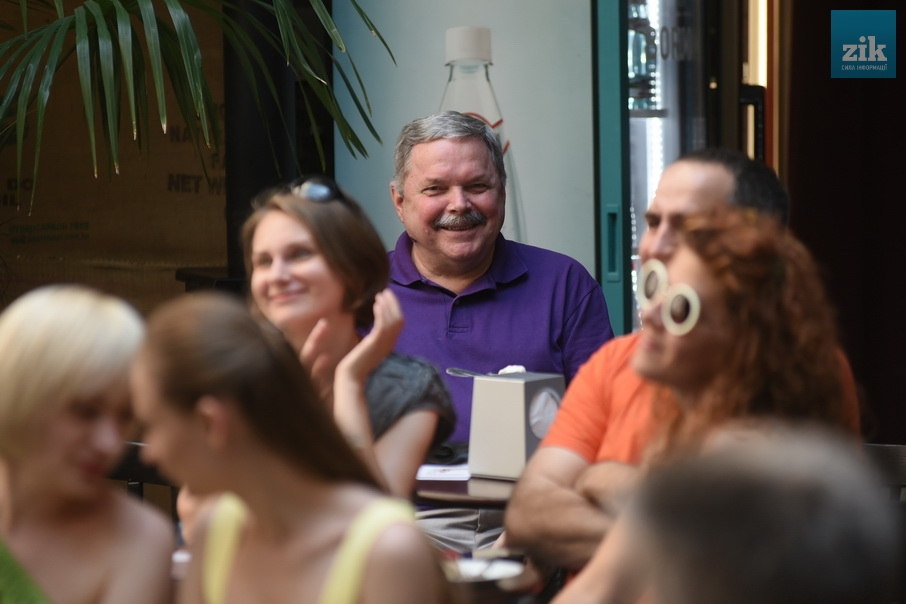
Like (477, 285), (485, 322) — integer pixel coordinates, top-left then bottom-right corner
(439, 26), (526, 243)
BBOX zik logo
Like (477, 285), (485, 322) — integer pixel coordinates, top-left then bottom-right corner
(842, 36), (887, 61)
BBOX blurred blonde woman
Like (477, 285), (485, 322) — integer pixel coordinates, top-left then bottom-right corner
(132, 292), (454, 604)
(0, 285), (174, 604)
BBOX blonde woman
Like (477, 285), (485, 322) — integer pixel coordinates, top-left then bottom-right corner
(0, 285), (174, 604)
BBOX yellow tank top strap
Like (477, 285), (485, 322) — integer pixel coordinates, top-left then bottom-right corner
(319, 497), (416, 604)
(203, 492), (247, 604)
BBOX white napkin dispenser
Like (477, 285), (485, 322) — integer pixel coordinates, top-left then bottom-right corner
(468, 372), (565, 480)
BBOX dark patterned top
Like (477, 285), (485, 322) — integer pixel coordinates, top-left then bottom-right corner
(365, 353), (456, 453)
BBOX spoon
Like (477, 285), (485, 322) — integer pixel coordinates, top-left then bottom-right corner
(445, 367), (487, 378)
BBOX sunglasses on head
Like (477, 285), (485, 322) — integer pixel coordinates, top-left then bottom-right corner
(289, 175), (353, 208)
(638, 259), (701, 336)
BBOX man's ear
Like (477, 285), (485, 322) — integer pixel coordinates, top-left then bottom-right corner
(389, 181), (405, 223)
(195, 395), (231, 450)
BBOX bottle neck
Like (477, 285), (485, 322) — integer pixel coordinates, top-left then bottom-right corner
(439, 58), (502, 127)
(447, 60), (491, 81)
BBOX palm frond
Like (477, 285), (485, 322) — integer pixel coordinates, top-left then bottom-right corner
(134, 0), (168, 133)
(29, 19), (68, 212)
(347, 0), (394, 64)
(0, 0), (392, 205)
(161, 0), (210, 145)
(73, 6), (100, 176)
(85, 0), (121, 173)
(109, 0), (138, 140)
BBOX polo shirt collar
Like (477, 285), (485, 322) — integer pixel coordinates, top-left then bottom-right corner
(390, 232), (423, 286)
(390, 232), (528, 290)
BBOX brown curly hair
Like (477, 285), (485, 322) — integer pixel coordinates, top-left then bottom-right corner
(648, 206), (847, 463)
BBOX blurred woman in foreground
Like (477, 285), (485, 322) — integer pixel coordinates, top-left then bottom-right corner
(132, 292), (452, 604)
(0, 285), (174, 604)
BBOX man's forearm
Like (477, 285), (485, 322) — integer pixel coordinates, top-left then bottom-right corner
(505, 476), (615, 570)
(575, 462), (639, 516)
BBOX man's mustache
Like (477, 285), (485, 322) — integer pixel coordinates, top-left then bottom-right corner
(433, 211), (487, 230)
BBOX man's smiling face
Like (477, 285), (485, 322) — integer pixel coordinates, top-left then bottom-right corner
(391, 136), (505, 279)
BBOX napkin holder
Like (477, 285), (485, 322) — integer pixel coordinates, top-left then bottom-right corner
(468, 372), (565, 480)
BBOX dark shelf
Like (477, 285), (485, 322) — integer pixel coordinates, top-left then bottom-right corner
(175, 267), (246, 294)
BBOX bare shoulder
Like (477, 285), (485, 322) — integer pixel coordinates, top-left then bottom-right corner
(112, 489), (176, 548)
(101, 491), (177, 604)
(361, 519), (447, 604)
(369, 518), (435, 560)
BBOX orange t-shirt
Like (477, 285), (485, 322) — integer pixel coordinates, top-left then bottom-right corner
(542, 332), (861, 465)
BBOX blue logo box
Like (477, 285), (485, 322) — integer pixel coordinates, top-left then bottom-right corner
(831, 10), (896, 78)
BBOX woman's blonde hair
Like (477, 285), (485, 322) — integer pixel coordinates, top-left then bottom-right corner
(0, 284), (144, 457)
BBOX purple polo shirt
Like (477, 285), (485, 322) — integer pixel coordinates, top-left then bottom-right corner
(389, 233), (614, 443)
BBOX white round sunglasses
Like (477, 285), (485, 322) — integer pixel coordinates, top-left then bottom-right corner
(638, 259), (702, 336)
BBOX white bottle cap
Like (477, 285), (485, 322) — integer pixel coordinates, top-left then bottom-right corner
(445, 26), (492, 65)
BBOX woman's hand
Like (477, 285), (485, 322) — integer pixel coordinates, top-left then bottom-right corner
(300, 290), (403, 408)
(336, 289), (404, 383)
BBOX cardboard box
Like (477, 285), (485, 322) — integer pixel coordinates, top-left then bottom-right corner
(468, 372), (565, 480)
(0, 3), (226, 315)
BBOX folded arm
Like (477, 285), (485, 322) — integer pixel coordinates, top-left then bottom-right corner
(575, 460), (639, 518)
(506, 447), (628, 571)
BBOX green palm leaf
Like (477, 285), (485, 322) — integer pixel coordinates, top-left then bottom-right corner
(161, 0), (209, 144)
(85, 0), (120, 173)
(0, 0), (392, 206)
(347, 0), (393, 62)
(14, 28), (52, 182)
(30, 19), (69, 212)
(73, 6), (100, 177)
(109, 0), (138, 140)
(135, 0), (168, 134)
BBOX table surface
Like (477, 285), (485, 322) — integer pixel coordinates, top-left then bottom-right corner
(415, 477), (516, 506)
(116, 442), (517, 506)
